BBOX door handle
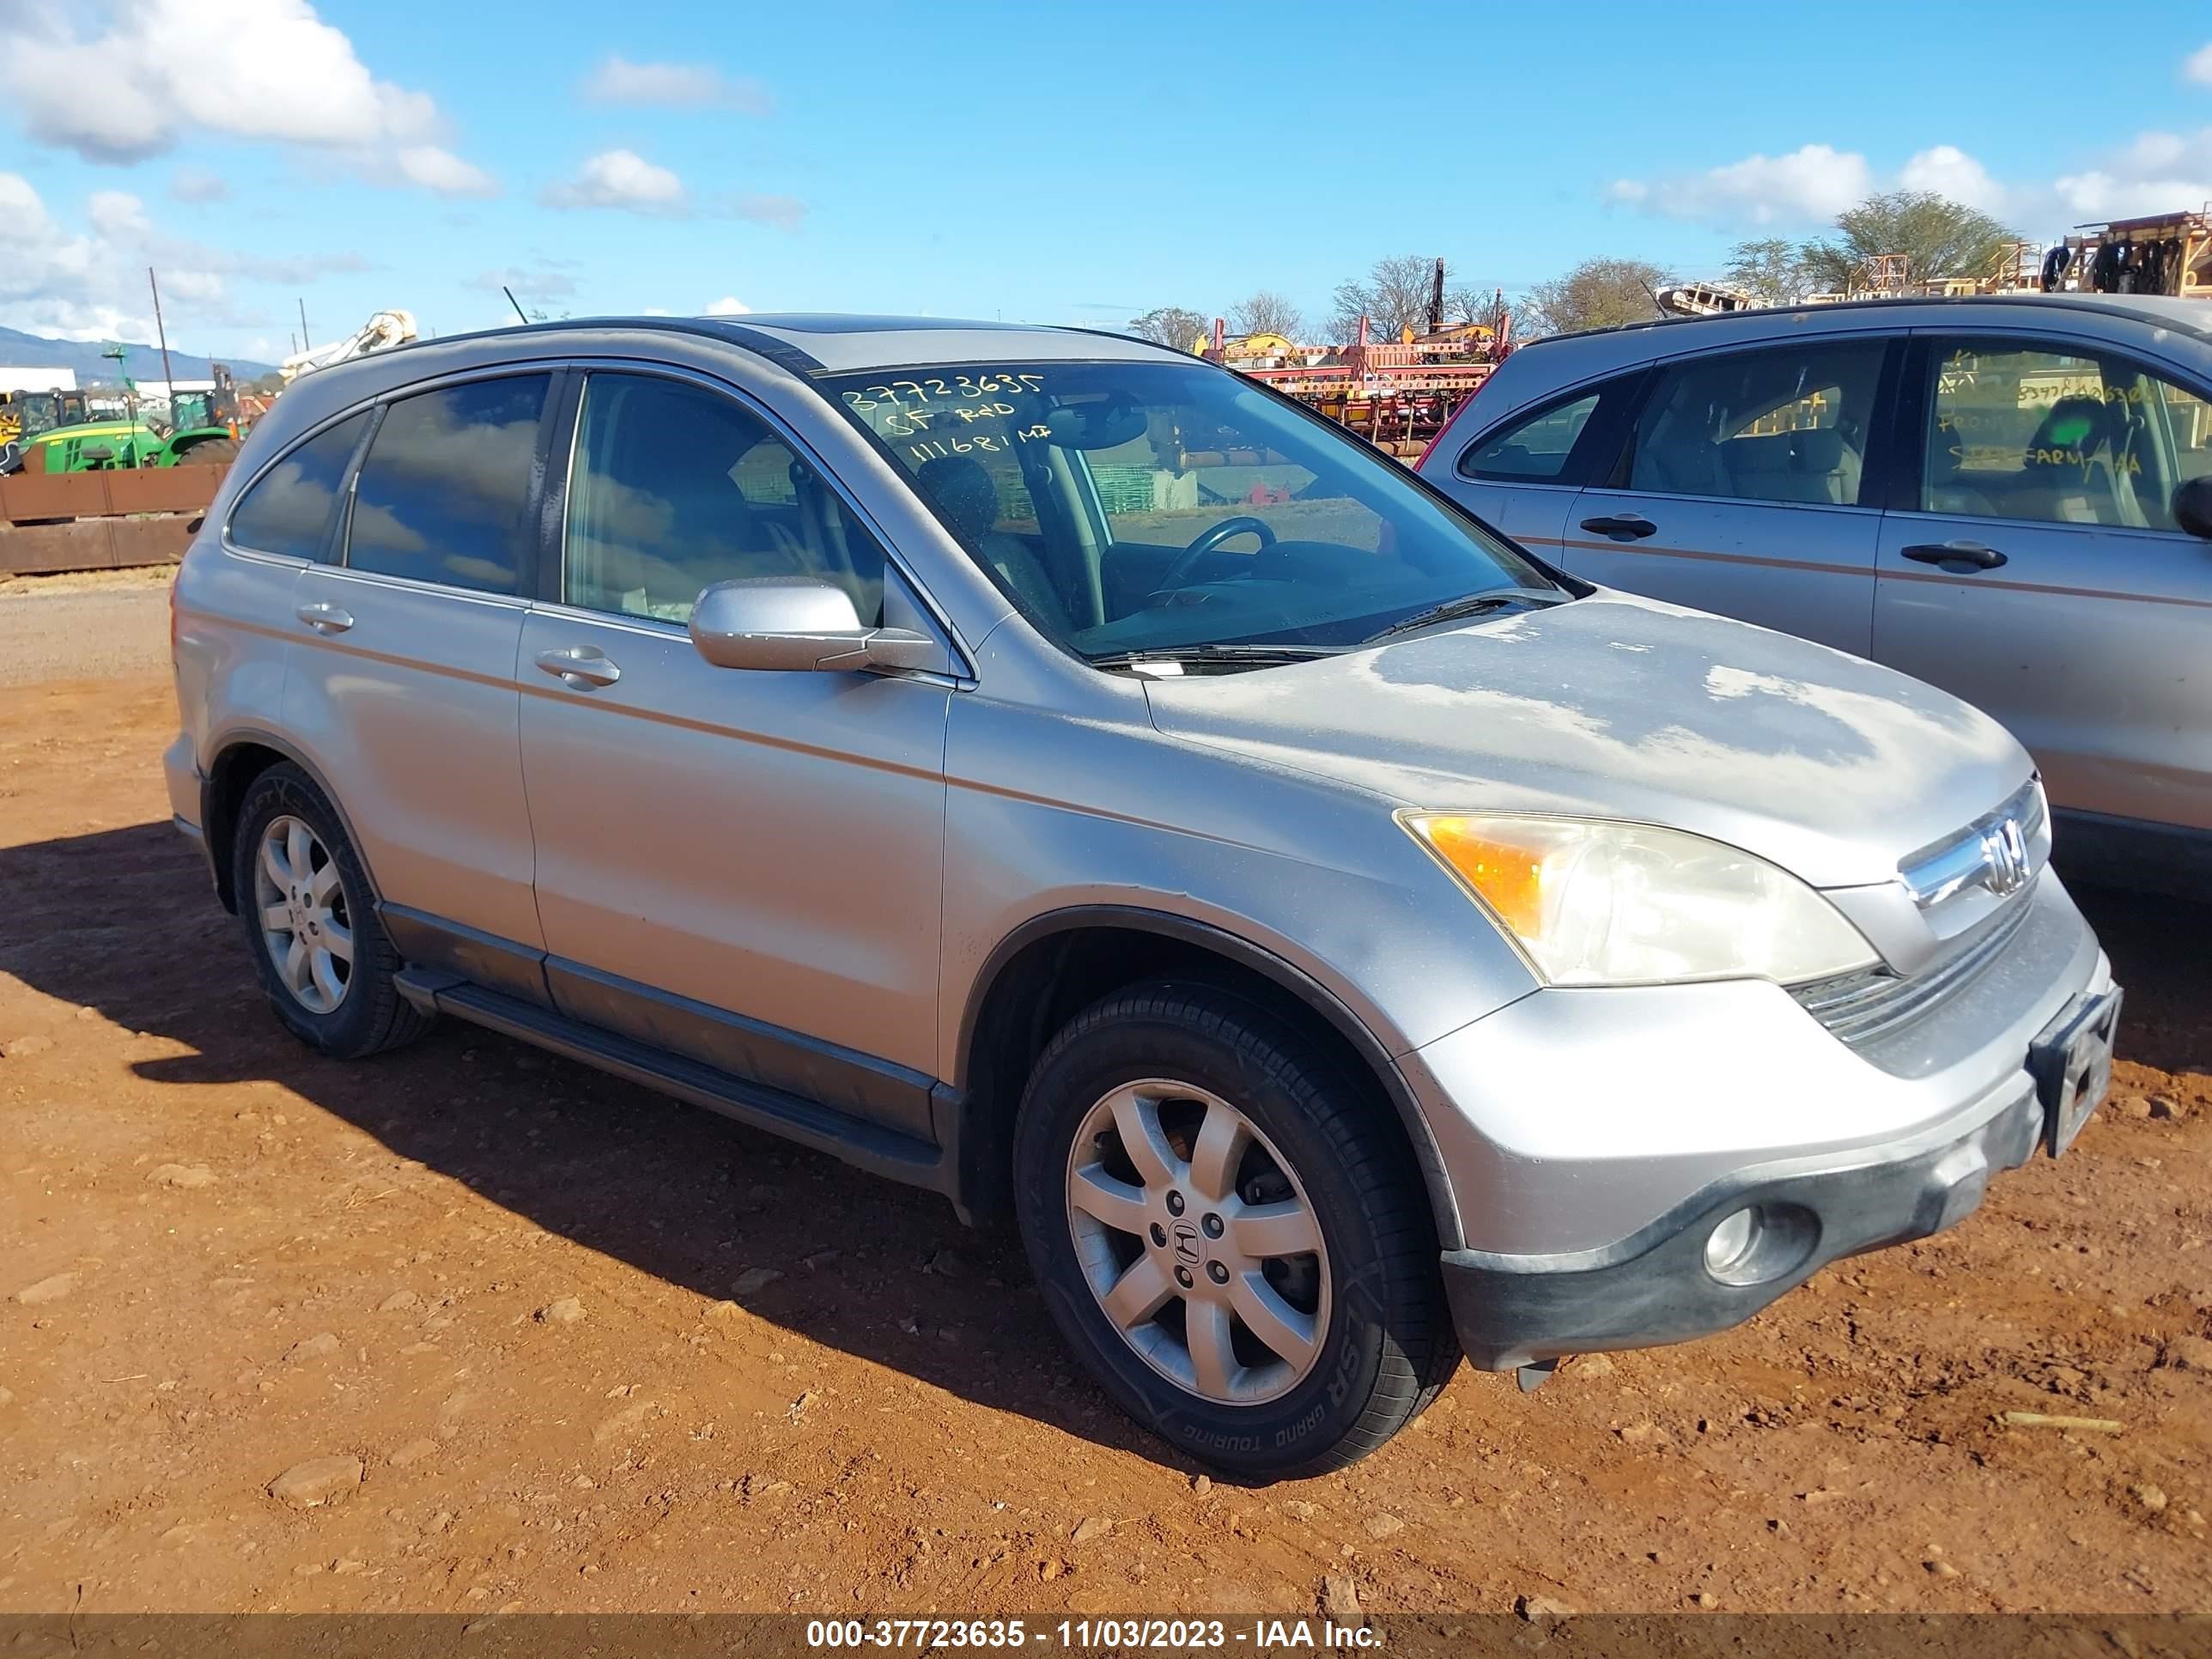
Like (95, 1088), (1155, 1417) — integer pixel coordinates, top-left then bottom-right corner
(1901, 540), (2008, 572)
(1579, 514), (1658, 540)
(295, 601), (354, 634)
(533, 646), (622, 689)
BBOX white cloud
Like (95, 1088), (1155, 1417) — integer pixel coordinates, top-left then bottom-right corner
(2051, 128), (2212, 220)
(704, 296), (751, 315)
(1899, 144), (2004, 212)
(2185, 42), (2212, 86)
(542, 149), (687, 213)
(88, 190), (153, 240)
(394, 145), (497, 198)
(729, 192), (805, 231)
(638, 307), (674, 316)
(0, 171), (360, 346)
(0, 0), (491, 197)
(169, 166), (230, 204)
(1608, 143), (1871, 226)
(580, 54), (772, 114)
(471, 266), (579, 302)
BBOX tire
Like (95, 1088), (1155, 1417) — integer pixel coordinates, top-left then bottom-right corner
(1013, 981), (1458, 1480)
(230, 763), (431, 1060)
(175, 436), (239, 467)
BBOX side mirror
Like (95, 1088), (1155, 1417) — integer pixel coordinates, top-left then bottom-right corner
(2172, 475), (2212, 540)
(79, 442), (115, 464)
(689, 575), (939, 673)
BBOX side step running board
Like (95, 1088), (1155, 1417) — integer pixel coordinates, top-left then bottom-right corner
(394, 968), (954, 1200)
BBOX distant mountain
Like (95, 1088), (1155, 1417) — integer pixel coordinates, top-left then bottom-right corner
(0, 324), (277, 385)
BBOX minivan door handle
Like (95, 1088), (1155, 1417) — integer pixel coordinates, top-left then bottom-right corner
(1579, 514), (1658, 540)
(295, 601), (355, 634)
(533, 646), (622, 689)
(1901, 540), (2008, 572)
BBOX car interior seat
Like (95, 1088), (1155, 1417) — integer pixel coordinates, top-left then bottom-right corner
(915, 455), (1061, 618)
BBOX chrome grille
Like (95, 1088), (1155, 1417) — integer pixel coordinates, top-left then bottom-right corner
(1792, 885), (2036, 1048)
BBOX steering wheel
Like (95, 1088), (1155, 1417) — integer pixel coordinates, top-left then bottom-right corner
(1152, 515), (1278, 594)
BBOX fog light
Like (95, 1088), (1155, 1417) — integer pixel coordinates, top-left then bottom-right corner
(1704, 1207), (1762, 1276)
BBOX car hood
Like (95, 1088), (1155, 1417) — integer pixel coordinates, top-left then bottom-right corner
(1140, 592), (2033, 890)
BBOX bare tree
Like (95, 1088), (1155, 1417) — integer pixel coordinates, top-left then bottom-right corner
(1443, 284), (1504, 327)
(1517, 258), (1674, 339)
(1228, 290), (1305, 341)
(1126, 306), (1210, 350)
(1328, 254), (1437, 343)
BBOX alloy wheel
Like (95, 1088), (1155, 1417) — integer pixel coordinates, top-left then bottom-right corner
(252, 814), (353, 1015)
(1064, 1079), (1330, 1406)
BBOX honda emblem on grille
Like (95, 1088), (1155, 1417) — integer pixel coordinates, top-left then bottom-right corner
(1979, 817), (2030, 897)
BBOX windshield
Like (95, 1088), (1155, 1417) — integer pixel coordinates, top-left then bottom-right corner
(819, 359), (1562, 662)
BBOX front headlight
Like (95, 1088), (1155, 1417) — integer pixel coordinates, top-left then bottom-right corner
(1400, 812), (1879, 988)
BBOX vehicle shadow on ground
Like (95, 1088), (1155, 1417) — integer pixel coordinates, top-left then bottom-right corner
(4, 823), (2207, 1473)
(0, 822), (1179, 1470)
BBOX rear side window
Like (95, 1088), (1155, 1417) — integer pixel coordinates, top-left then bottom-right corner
(346, 375), (550, 593)
(1627, 341), (1886, 507)
(1459, 391), (1599, 482)
(228, 412), (368, 559)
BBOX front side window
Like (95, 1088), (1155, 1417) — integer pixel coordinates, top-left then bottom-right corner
(1459, 391), (1600, 482)
(346, 375), (549, 593)
(228, 411), (368, 559)
(822, 361), (1559, 662)
(564, 374), (884, 625)
(1923, 338), (2212, 531)
(1628, 340), (1885, 506)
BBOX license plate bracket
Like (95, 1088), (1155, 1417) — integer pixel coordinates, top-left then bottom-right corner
(2027, 986), (2123, 1158)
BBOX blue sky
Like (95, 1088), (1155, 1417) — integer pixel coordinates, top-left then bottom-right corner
(5, 0), (2212, 366)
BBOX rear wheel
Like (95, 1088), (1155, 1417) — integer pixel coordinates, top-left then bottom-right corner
(231, 764), (430, 1059)
(1013, 982), (1457, 1479)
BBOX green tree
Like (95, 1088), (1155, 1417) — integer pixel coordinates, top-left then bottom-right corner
(1723, 237), (1814, 307)
(1797, 191), (2017, 294)
(1517, 258), (1673, 338)
(1127, 306), (1210, 351)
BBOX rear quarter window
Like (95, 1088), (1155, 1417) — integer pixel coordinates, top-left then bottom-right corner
(227, 412), (369, 560)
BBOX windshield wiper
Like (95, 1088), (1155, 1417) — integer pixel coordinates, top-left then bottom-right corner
(1360, 586), (1564, 645)
(1089, 642), (1344, 671)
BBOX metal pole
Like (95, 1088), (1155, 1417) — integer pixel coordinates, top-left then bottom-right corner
(148, 267), (176, 402)
(298, 297), (312, 352)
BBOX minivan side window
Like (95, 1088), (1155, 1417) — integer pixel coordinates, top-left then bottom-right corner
(564, 373), (886, 625)
(227, 412), (368, 560)
(1921, 338), (2212, 532)
(345, 375), (550, 594)
(1627, 341), (1886, 507)
(1459, 391), (1600, 482)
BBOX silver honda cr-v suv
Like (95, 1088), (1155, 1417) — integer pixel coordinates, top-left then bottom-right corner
(167, 315), (2118, 1478)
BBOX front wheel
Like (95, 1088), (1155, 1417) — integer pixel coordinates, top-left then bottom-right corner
(1013, 982), (1457, 1480)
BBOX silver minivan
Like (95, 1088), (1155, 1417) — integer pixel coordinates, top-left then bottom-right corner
(168, 315), (2117, 1477)
(1419, 294), (2212, 888)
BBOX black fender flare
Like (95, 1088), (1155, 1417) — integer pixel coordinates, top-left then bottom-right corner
(201, 727), (384, 915)
(956, 904), (1463, 1249)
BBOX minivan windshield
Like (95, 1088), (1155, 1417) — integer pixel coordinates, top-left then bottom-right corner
(820, 359), (1564, 663)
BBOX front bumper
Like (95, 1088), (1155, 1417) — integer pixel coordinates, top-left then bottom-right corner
(1405, 872), (2114, 1370)
(1442, 1070), (2045, 1370)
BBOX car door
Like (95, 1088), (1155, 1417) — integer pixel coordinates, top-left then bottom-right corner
(1431, 377), (1641, 556)
(1563, 335), (1898, 657)
(1873, 331), (2212, 834)
(517, 368), (955, 1138)
(283, 370), (556, 1003)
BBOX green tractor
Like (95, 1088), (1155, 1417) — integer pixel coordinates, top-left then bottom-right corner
(0, 359), (239, 477)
